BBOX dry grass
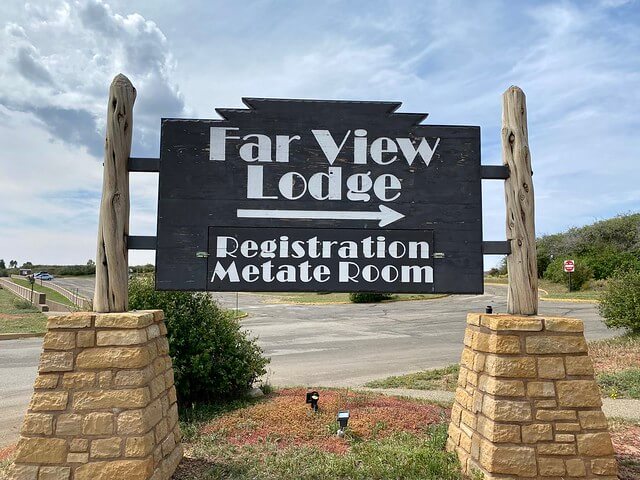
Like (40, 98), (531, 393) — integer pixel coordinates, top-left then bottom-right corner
(588, 335), (640, 374)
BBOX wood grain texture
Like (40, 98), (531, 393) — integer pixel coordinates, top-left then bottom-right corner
(502, 86), (538, 315)
(156, 100), (483, 293)
(94, 74), (136, 312)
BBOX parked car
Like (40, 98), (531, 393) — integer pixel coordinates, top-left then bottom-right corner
(38, 273), (54, 281)
(33, 271), (45, 278)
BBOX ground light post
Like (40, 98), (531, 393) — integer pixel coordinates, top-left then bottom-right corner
(28, 275), (34, 305)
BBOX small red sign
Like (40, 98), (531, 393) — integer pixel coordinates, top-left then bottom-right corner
(563, 260), (575, 273)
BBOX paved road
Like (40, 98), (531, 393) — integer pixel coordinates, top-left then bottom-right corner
(50, 276), (94, 299)
(0, 284), (612, 447)
(0, 338), (44, 447)
(213, 286), (611, 387)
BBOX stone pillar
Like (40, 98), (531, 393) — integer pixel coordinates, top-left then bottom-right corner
(9, 310), (182, 480)
(447, 313), (617, 479)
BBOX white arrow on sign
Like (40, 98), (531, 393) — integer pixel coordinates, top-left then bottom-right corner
(237, 205), (405, 227)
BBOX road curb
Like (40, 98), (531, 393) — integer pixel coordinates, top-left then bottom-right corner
(0, 332), (45, 341)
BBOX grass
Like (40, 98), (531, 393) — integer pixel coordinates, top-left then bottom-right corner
(258, 292), (447, 304)
(175, 388), (463, 480)
(588, 334), (640, 374)
(10, 278), (75, 307)
(365, 335), (640, 399)
(0, 287), (47, 334)
(484, 276), (601, 301)
(598, 370), (640, 399)
(365, 365), (460, 391)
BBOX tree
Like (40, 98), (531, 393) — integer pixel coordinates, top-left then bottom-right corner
(87, 259), (95, 267)
(9, 260), (17, 269)
(21, 261), (33, 269)
(0, 259), (5, 269)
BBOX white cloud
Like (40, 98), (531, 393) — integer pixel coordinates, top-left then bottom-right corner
(0, 0), (185, 156)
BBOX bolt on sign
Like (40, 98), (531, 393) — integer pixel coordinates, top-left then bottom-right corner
(156, 99), (482, 293)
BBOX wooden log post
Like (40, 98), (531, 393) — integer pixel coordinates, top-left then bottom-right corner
(502, 86), (538, 315)
(94, 74), (136, 312)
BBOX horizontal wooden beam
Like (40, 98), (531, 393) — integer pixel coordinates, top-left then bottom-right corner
(482, 241), (511, 255)
(128, 157), (160, 172)
(127, 236), (157, 250)
(481, 165), (510, 179)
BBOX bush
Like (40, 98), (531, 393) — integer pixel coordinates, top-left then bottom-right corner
(12, 297), (35, 310)
(349, 292), (393, 303)
(599, 269), (640, 334)
(128, 275), (269, 404)
(543, 258), (593, 290)
(582, 249), (640, 280)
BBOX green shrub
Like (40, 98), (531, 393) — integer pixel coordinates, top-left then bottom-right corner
(599, 269), (640, 334)
(12, 297), (35, 310)
(582, 249), (640, 280)
(349, 292), (393, 303)
(543, 258), (593, 290)
(128, 275), (269, 404)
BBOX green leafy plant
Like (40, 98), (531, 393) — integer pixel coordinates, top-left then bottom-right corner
(543, 258), (593, 290)
(128, 275), (269, 404)
(599, 269), (640, 334)
(349, 292), (393, 303)
(11, 297), (35, 310)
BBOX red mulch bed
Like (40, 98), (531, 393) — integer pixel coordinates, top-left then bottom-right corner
(611, 424), (640, 480)
(201, 388), (448, 454)
(0, 444), (16, 462)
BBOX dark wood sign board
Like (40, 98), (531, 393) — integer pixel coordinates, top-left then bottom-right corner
(156, 99), (482, 293)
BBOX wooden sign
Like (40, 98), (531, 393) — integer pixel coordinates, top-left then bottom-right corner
(156, 99), (482, 293)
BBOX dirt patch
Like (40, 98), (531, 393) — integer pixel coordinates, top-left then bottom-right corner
(0, 314), (23, 321)
(201, 388), (448, 454)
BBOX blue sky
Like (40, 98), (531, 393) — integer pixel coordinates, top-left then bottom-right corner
(0, 0), (638, 267)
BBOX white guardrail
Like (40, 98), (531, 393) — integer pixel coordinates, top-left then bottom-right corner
(0, 277), (49, 311)
(11, 275), (91, 310)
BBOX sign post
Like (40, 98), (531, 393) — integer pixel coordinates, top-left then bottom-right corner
(93, 74), (136, 313)
(502, 86), (538, 315)
(563, 259), (575, 292)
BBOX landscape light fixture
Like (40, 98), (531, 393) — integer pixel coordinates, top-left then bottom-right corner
(337, 410), (350, 437)
(306, 391), (319, 412)
(486, 305), (493, 314)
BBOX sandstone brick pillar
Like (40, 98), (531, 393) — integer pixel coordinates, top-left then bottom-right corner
(447, 313), (617, 479)
(8, 310), (182, 480)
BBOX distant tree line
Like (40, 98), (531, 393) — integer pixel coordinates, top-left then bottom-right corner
(487, 213), (640, 290)
(0, 259), (156, 278)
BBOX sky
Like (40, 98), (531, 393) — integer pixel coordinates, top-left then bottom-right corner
(0, 0), (638, 269)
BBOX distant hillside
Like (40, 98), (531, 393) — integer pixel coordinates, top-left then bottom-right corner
(537, 213), (640, 281)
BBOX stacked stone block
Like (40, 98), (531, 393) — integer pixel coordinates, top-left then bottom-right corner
(447, 313), (617, 479)
(9, 310), (182, 480)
